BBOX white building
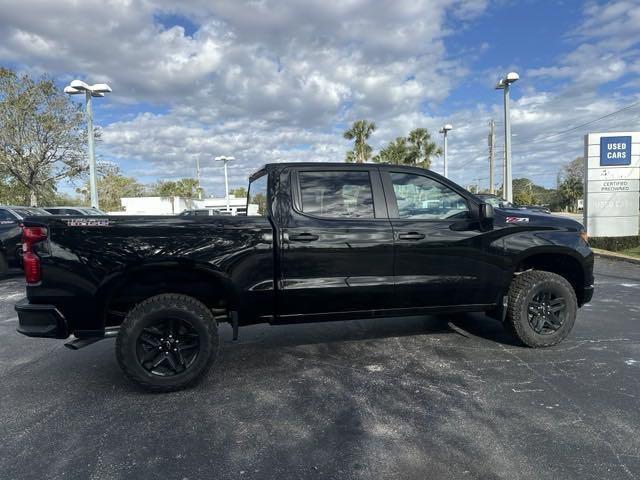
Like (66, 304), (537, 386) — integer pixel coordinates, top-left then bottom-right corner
(193, 196), (250, 215)
(119, 195), (251, 215)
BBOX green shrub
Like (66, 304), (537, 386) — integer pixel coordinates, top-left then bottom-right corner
(589, 236), (640, 252)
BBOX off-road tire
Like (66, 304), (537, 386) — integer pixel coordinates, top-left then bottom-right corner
(505, 270), (577, 347)
(116, 294), (219, 392)
(0, 252), (8, 277)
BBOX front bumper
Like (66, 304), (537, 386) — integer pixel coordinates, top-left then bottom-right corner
(15, 299), (69, 339)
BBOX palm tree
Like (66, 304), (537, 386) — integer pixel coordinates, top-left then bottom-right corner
(343, 120), (376, 163)
(406, 128), (442, 169)
(373, 137), (408, 165)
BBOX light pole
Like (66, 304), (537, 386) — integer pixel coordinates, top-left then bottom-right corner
(195, 157), (203, 200)
(439, 124), (452, 178)
(64, 80), (112, 209)
(215, 155), (235, 213)
(495, 71), (519, 203)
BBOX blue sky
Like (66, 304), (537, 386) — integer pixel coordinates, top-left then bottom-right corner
(1, 0), (639, 196)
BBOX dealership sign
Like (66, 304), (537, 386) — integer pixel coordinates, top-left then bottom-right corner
(584, 132), (640, 237)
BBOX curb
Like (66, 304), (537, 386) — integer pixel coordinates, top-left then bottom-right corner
(592, 248), (640, 266)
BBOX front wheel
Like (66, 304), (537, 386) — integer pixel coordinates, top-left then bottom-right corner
(505, 270), (577, 347)
(116, 294), (219, 392)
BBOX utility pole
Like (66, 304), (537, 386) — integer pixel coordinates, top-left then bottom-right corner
(488, 119), (495, 194)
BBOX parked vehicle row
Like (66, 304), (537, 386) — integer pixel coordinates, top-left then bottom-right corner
(475, 193), (552, 215)
(15, 163), (594, 392)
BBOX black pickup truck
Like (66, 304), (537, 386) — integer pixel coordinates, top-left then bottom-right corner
(16, 163), (594, 392)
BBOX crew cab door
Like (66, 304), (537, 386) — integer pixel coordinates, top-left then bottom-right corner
(276, 166), (394, 319)
(381, 168), (502, 308)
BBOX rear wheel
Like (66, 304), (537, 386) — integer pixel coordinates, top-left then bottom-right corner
(116, 294), (219, 392)
(505, 270), (577, 347)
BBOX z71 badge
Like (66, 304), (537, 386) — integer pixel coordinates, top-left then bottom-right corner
(63, 218), (110, 227)
(505, 216), (530, 223)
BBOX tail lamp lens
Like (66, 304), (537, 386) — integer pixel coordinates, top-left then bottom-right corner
(23, 252), (41, 284)
(21, 226), (48, 284)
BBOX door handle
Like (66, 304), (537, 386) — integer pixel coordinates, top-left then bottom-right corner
(398, 232), (425, 240)
(288, 232), (319, 242)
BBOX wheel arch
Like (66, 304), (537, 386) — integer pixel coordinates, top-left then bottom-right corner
(96, 260), (239, 327)
(514, 248), (587, 305)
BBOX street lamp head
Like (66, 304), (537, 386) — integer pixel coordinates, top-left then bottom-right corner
(215, 155), (235, 161)
(496, 71), (520, 89)
(505, 71), (520, 83)
(70, 79), (90, 90)
(63, 86), (83, 95)
(90, 83), (112, 93)
(440, 124), (453, 133)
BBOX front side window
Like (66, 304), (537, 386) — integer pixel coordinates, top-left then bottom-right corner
(391, 172), (469, 220)
(248, 173), (268, 216)
(299, 171), (374, 219)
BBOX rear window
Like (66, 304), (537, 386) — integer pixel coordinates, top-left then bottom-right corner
(0, 209), (16, 222)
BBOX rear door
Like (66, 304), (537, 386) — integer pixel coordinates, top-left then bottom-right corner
(381, 168), (503, 308)
(277, 166), (395, 318)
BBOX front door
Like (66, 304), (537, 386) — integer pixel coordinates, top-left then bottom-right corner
(277, 166), (395, 319)
(382, 169), (502, 309)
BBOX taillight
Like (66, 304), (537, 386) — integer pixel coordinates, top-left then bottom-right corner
(21, 226), (48, 284)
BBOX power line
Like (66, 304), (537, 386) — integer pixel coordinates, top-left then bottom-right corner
(514, 100), (640, 147)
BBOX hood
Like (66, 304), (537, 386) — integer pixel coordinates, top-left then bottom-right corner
(493, 208), (584, 231)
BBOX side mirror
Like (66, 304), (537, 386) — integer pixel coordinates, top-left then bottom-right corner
(479, 203), (494, 230)
(499, 201), (510, 208)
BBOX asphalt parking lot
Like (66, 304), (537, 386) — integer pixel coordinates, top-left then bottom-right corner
(1, 258), (639, 480)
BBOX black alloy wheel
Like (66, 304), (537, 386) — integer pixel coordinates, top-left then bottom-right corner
(527, 291), (567, 335)
(136, 318), (201, 376)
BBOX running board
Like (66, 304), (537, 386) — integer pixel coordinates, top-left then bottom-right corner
(64, 328), (119, 350)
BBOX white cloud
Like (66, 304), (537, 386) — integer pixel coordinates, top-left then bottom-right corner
(2, 0), (640, 196)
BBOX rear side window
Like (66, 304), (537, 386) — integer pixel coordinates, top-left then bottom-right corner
(248, 174), (268, 216)
(298, 171), (374, 219)
(390, 172), (469, 220)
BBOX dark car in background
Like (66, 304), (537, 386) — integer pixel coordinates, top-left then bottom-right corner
(0, 206), (50, 276)
(43, 206), (107, 216)
(475, 193), (551, 214)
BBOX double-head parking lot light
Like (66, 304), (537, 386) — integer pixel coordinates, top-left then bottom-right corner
(495, 71), (519, 203)
(64, 80), (112, 209)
